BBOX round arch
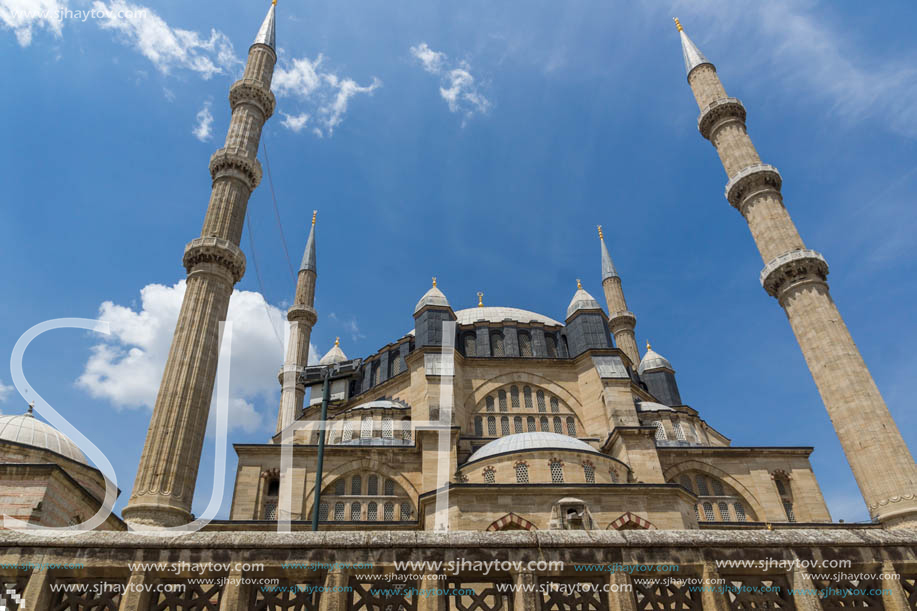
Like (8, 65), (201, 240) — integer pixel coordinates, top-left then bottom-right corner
(663, 459), (765, 520)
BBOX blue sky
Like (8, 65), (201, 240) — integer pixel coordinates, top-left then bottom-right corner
(1, 0), (915, 523)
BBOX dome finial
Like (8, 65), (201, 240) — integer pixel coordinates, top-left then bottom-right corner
(334, 337), (340, 347)
(597, 225), (604, 240)
(646, 340), (652, 350)
(674, 17), (683, 32)
(432, 276), (437, 288)
(576, 278), (582, 290)
(26, 401), (35, 416)
(311, 210), (317, 226)
(477, 291), (484, 308)
(272, 0), (277, 5)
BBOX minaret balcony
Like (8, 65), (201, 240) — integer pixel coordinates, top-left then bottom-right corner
(209, 148), (263, 192)
(697, 97), (746, 140)
(182, 237), (247, 282)
(760, 249), (829, 298)
(229, 78), (276, 119)
(724, 163), (782, 209)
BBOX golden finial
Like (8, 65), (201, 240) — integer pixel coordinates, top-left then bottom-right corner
(646, 340), (652, 350)
(27, 401), (35, 416)
(477, 292), (484, 308)
(334, 337), (340, 347)
(597, 225), (604, 240)
(432, 277), (437, 288)
(673, 17), (683, 32)
(576, 278), (582, 290)
(272, 0), (277, 5)
(311, 210), (317, 226)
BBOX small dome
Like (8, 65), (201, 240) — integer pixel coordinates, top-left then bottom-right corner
(566, 286), (602, 319)
(414, 286), (450, 314)
(638, 345), (673, 374)
(0, 408), (87, 465)
(467, 432), (599, 463)
(636, 401), (675, 412)
(319, 338), (348, 366)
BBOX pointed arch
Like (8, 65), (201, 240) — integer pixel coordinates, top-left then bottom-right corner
(486, 512), (538, 532)
(662, 459), (766, 521)
(607, 512), (655, 531)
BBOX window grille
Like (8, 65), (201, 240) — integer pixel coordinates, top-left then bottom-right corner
(703, 502), (715, 521)
(514, 416), (523, 434)
(342, 421), (353, 443)
(566, 417), (576, 436)
(783, 501), (795, 522)
(464, 334), (476, 357)
(536, 390), (546, 412)
(360, 416), (372, 440)
(694, 504), (701, 521)
(546, 335), (558, 357)
(498, 390), (508, 412)
(475, 417), (483, 436)
(400, 503), (413, 520)
(384, 479), (394, 496)
(583, 463), (595, 484)
(491, 332), (505, 356)
(550, 460), (564, 483)
(679, 475), (693, 493)
(553, 417), (563, 434)
(540, 417), (549, 432)
(734, 502), (747, 522)
(527, 417), (536, 432)
(510, 386), (520, 408)
(334, 478), (345, 496)
(319, 502), (329, 521)
(674, 422), (686, 441)
(515, 463), (529, 483)
(519, 332), (533, 357)
(334, 503), (345, 521)
(653, 421), (667, 440)
(401, 418), (412, 441)
(776, 479), (787, 496)
(382, 417), (393, 440)
(384, 502), (394, 521)
(372, 362), (381, 385)
(484, 468), (496, 484)
(524, 387), (533, 408)
(390, 352), (402, 376)
(350, 502), (361, 521)
(264, 501), (277, 520)
(351, 475), (361, 495)
(696, 476), (710, 496)
(367, 502), (378, 521)
(718, 502), (731, 521)
(488, 416), (496, 436)
(367, 475), (378, 495)
(501, 416), (510, 435)
(712, 479), (724, 496)
(486, 397), (495, 412)
(550, 397), (559, 413)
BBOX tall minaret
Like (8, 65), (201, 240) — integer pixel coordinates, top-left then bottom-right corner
(675, 19), (917, 528)
(598, 225), (639, 367)
(276, 211), (318, 433)
(122, 3), (278, 527)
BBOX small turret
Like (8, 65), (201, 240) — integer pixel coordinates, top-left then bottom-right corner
(638, 341), (682, 406)
(564, 279), (612, 357)
(413, 277), (456, 348)
(319, 337), (348, 366)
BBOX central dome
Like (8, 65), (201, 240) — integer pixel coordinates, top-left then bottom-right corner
(454, 307), (562, 327)
(466, 432), (599, 463)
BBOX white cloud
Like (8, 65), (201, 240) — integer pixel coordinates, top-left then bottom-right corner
(280, 111), (310, 133)
(0, 0), (65, 46)
(91, 0), (241, 79)
(273, 54), (381, 137)
(410, 42), (490, 124)
(0, 380), (13, 404)
(192, 100), (213, 141)
(77, 280), (292, 434)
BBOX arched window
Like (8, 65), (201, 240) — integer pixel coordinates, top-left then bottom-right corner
(263, 478), (279, 520)
(536, 391), (546, 412)
(679, 475), (693, 493)
(566, 417), (576, 436)
(539, 416), (549, 432)
(501, 416), (510, 436)
(523, 387), (533, 409)
(367, 475), (378, 495)
(498, 390), (508, 411)
(487, 416), (496, 436)
(401, 417), (412, 442)
(550, 460), (564, 483)
(696, 476), (710, 496)
(266, 478), (280, 497)
(583, 463), (595, 484)
(360, 416), (373, 440)
(550, 397), (559, 413)
(674, 422), (686, 441)
(318, 502), (329, 521)
(382, 417), (393, 440)
(328, 427), (339, 445)
(334, 502), (345, 521)
(491, 332), (505, 357)
(464, 333), (476, 357)
(553, 417), (563, 434)
(610, 469), (619, 483)
(783, 501), (796, 522)
(351, 475), (362, 495)
(513, 416), (523, 434)
(526, 416), (536, 432)
(334, 478), (346, 496)
(372, 361), (381, 386)
(653, 421), (667, 441)
(510, 386), (520, 408)
(519, 332), (533, 357)
(389, 351), (403, 376)
(718, 502), (731, 521)
(384, 479), (395, 496)
(483, 468), (496, 484)
(515, 463), (529, 483)
(545, 335), (558, 358)
(474, 417), (483, 436)
(734, 502), (747, 522)
(486, 396), (495, 412)
(400, 503), (413, 520)
(702, 502), (715, 521)
(776, 479), (787, 496)
(383, 502), (394, 521)
(350, 502), (361, 521)
(342, 421), (353, 443)
(712, 479), (725, 496)
(367, 502), (378, 521)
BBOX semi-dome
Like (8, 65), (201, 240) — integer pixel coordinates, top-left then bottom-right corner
(414, 284), (450, 314)
(466, 432), (600, 463)
(0, 407), (88, 465)
(638, 344), (673, 374)
(455, 307), (562, 327)
(319, 338), (348, 365)
(566, 284), (602, 318)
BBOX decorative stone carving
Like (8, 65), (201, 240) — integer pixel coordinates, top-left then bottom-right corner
(697, 97), (747, 140)
(760, 249), (829, 298)
(229, 78), (276, 118)
(183, 237), (247, 283)
(209, 148), (263, 191)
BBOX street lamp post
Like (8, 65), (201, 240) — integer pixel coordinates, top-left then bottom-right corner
(310, 368), (331, 532)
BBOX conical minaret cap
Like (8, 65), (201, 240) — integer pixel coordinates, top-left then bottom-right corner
(674, 18), (712, 77)
(598, 226), (618, 281)
(319, 338), (348, 366)
(254, 2), (276, 49)
(638, 341), (674, 374)
(414, 278), (451, 314)
(299, 211), (317, 273)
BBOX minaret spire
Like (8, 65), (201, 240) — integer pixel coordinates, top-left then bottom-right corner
(122, 2), (278, 528)
(597, 225), (639, 367)
(677, 23), (917, 528)
(254, 1), (276, 49)
(277, 212), (319, 433)
(674, 18), (711, 77)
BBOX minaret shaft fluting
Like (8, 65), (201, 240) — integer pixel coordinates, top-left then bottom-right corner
(122, 6), (278, 527)
(678, 20), (917, 528)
